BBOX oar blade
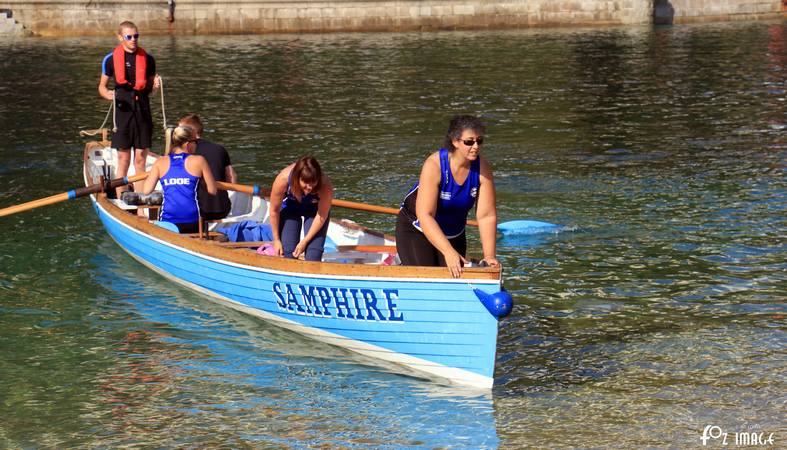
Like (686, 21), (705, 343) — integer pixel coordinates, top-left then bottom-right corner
(497, 219), (561, 235)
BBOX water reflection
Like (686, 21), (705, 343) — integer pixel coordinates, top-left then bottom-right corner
(83, 246), (499, 448)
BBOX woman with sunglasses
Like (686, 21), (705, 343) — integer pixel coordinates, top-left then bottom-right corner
(142, 125), (217, 233)
(396, 115), (499, 278)
(269, 156), (333, 262)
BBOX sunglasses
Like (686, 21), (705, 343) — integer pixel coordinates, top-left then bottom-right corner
(460, 137), (484, 146)
(123, 33), (140, 41)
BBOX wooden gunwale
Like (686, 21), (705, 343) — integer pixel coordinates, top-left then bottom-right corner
(94, 194), (500, 280)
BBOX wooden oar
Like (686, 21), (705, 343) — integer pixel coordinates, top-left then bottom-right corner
(0, 172), (149, 218)
(329, 198), (563, 234)
(216, 180), (561, 234)
(216, 181), (411, 219)
(216, 181), (271, 198)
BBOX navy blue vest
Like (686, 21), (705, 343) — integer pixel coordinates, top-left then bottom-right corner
(401, 148), (480, 238)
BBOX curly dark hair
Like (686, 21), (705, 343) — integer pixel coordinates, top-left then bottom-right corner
(443, 115), (486, 151)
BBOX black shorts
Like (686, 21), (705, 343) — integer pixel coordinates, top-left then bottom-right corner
(111, 95), (153, 150)
(174, 222), (199, 234)
(395, 211), (466, 267)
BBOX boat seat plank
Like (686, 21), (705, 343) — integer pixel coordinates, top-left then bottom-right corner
(185, 232), (225, 240)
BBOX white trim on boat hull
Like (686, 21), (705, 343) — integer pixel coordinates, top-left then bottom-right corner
(121, 246), (494, 389)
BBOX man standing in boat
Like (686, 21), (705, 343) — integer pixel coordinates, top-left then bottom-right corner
(177, 114), (237, 220)
(98, 21), (160, 197)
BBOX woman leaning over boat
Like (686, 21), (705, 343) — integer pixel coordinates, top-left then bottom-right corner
(269, 156), (333, 261)
(142, 125), (217, 233)
(396, 115), (499, 278)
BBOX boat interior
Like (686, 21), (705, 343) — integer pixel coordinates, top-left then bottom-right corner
(84, 143), (399, 266)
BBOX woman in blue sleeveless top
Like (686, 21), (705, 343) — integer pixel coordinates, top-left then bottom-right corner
(142, 125), (217, 233)
(396, 115), (499, 278)
(269, 156), (333, 261)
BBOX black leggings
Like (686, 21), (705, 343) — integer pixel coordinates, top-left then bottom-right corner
(278, 209), (329, 262)
(395, 212), (466, 267)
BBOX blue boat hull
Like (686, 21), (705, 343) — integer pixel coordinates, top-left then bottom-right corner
(91, 195), (503, 388)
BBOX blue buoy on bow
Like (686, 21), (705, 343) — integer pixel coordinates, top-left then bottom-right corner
(473, 288), (513, 318)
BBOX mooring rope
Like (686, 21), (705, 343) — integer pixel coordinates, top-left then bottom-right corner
(158, 76), (174, 154)
(80, 76), (168, 142)
(158, 75), (167, 131)
(79, 98), (115, 137)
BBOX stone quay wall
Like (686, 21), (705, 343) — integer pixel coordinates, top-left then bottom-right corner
(654, 0), (784, 24)
(0, 0), (784, 36)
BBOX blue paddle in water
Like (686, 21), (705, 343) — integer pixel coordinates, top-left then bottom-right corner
(497, 219), (562, 235)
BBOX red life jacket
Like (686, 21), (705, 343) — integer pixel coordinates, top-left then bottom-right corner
(112, 44), (148, 91)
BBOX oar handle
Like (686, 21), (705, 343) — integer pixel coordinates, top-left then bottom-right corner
(106, 172), (149, 191)
(0, 172), (150, 218)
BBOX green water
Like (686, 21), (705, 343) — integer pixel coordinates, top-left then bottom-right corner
(0, 21), (785, 448)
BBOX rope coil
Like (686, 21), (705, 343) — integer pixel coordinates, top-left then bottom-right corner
(78, 99), (114, 137)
